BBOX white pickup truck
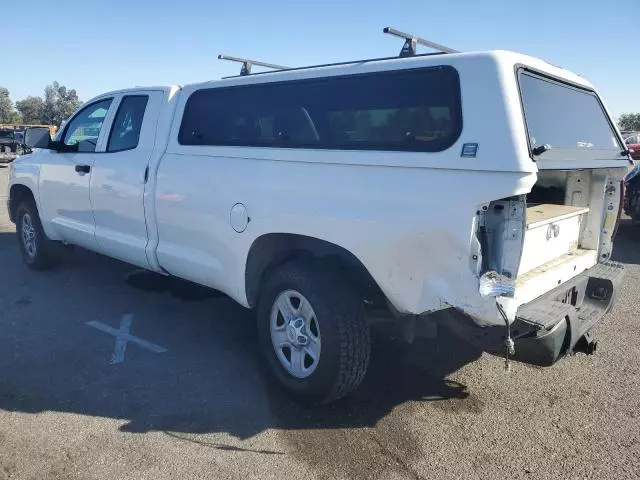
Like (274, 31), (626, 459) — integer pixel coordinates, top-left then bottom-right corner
(7, 40), (630, 403)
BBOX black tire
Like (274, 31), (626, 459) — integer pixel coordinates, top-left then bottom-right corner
(15, 200), (61, 270)
(257, 260), (371, 404)
(10, 145), (17, 153)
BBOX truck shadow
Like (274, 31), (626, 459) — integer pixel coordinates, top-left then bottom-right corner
(107, 270), (480, 436)
(0, 230), (14, 248)
(110, 278), (481, 438)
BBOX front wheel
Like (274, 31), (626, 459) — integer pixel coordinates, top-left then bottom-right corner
(257, 261), (371, 404)
(16, 201), (61, 270)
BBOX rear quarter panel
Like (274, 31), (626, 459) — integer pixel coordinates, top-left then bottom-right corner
(154, 151), (535, 323)
(154, 52), (548, 324)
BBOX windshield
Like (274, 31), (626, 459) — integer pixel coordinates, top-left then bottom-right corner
(519, 71), (621, 156)
(0, 130), (14, 139)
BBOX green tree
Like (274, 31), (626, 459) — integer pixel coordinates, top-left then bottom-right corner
(618, 113), (640, 132)
(7, 111), (22, 123)
(0, 87), (20, 124)
(41, 81), (82, 126)
(15, 96), (45, 124)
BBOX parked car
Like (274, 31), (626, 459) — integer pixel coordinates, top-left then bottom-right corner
(0, 129), (18, 153)
(624, 133), (640, 160)
(624, 163), (640, 220)
(8, 45), (629, 404)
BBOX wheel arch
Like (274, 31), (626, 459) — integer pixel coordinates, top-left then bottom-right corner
(9, 183), (36, 223)
(245, 233), (384, 308)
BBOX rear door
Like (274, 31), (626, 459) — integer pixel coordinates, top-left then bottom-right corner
(90, 90), (164, 268)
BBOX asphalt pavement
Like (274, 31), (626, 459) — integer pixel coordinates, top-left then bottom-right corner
(1, 165), (639, 480)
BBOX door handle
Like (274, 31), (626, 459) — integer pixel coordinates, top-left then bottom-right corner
(75, 164), (91, 174)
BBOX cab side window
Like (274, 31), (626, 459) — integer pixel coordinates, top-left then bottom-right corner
(107, 95), (149, 152)
(62, 99), (113, 152)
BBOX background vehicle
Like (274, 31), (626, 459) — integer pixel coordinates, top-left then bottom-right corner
(0, 129), (18, 153)
(624, 164), (640, 220)
(7, 30), (630, 403)
(0, 124), (58, 155)
(624, 133), (640, 160)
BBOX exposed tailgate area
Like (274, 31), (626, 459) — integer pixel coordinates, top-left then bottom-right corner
(519, 204), (590, 275)
(516, 203), (595, 305)
(480, 168), (626, 319)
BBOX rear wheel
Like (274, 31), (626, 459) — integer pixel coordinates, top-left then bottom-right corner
(257, 261), (371, 404)
(16, 201), (61, 270)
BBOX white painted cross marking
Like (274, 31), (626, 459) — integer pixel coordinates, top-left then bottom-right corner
(86, 314), (168, 364)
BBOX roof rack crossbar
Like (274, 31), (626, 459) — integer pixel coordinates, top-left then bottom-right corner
(220, 52), (446, 79)
(218, 54), (289, 76)
(383, 27), (459, 57)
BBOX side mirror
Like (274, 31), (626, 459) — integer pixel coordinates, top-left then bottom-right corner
(24, 127), (52, 149)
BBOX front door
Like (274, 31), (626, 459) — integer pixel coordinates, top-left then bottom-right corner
(38, 98), (115, 251)
(89, 91), (163, 268)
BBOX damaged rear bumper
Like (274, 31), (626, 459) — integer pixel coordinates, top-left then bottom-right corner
(438, 261), (625, 366)
(508, 260), (625, 366)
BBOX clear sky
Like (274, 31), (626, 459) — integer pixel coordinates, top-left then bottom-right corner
(2, 0), (637, 118)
